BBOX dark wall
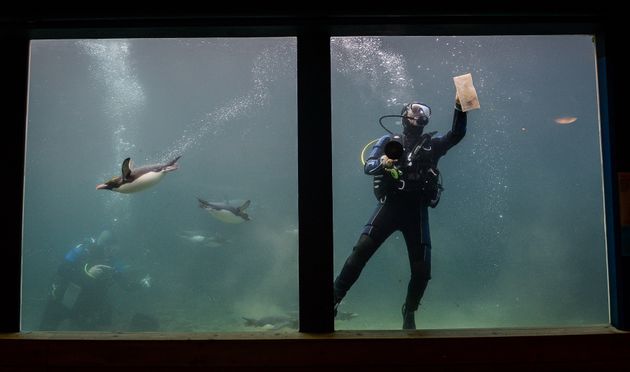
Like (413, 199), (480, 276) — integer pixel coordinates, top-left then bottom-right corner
(0, 330), (629, 370)
(1, 7), (628, 370)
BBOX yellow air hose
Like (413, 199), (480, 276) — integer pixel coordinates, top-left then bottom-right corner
(360, 139), (379, 166)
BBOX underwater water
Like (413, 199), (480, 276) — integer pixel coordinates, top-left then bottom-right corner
(331, 36), (609, 330)
(21, 35), (609, 333)
(22, 38), (299, 332)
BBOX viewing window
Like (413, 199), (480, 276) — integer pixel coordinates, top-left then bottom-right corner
(18, 32), (613, 334)
(331, 36), (609, 330)
(22, 37), (298, 332)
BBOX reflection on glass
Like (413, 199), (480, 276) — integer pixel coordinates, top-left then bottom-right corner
(22, 38), (298, 332)
(332, 36), (608, 330)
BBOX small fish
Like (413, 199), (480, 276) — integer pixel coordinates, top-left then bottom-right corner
(554, 117), (577, 125)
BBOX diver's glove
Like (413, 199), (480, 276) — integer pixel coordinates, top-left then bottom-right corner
(455, 94), (463, 111)
(380, 156), (401, 179)
(379, 154), (396, 168)
(84, 264), (114, 280)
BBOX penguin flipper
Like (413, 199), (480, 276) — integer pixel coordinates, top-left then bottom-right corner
(238, 200), (251, 212)
(121, 158), (132, 182)
(167, 155), (182, 166)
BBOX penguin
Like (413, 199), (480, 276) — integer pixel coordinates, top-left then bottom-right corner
(178, 230), (231, 248)
(242, 315), (298, 330)
(197, 197), (251, 224)
(96, 156), (181, 193)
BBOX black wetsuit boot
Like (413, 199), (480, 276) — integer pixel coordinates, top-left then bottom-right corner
(402, 303), (416, 330)
(401, 258), (431, 330)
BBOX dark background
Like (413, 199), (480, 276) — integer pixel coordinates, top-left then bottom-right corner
(1, 5), (628, 370)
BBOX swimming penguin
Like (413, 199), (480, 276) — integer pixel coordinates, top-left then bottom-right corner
(197, 197), (251, 224)
(178, 230), (231, 248)
(242, 315), (298, 330)
(96, 156), (181, 193)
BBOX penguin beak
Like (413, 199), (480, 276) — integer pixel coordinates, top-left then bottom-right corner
(96, 183), (109, 190)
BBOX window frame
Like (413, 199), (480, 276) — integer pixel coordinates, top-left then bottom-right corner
(1, 12), (626, 338)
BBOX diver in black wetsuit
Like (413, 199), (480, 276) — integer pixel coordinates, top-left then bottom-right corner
(39, 230), (151, 331)
(334, 96), (468, 330)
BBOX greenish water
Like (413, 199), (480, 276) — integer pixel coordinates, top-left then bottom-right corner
(21, 35), (608, 332)
(332, 36), (608, 330)
(22, 38), (299, 332)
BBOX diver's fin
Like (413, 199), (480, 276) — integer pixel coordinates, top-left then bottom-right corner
(239, 200), (251, 211)
(121, 158), (132, 181)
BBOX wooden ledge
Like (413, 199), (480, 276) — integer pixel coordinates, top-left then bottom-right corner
(1, 324), (625, 340)
(1, 326), (628, 370)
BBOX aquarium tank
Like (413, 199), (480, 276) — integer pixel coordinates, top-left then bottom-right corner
(21, 34), (609, 333)
(331, 36), (609, 330)
(22, 37), (298, 332)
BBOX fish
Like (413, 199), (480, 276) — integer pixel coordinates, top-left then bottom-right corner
(554, 117), (577, 125)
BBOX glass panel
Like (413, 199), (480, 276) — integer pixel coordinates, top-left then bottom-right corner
(22, 37), (298, 332)
(332, 36), (608, 330)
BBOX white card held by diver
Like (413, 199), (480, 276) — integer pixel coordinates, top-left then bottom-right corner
(453, 73), (480, 112)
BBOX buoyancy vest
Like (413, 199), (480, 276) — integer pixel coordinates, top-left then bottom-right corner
(372, 132), (443, 207)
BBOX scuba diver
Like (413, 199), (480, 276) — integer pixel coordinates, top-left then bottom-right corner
(333, 95), (468, 330)
(39, 230), (151, 331)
